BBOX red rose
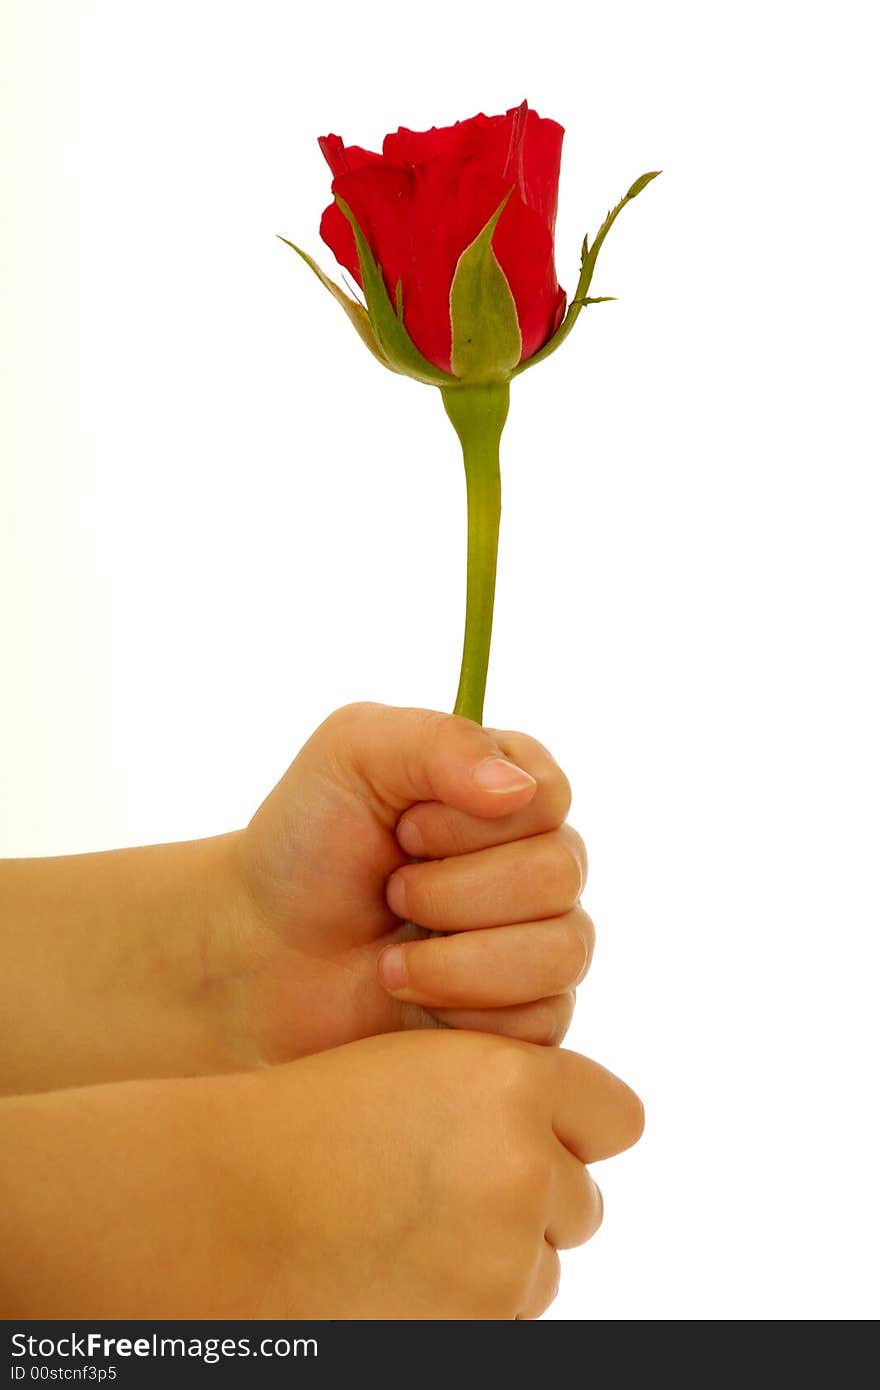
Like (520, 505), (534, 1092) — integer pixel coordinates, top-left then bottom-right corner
(280, 113), (657, 723)
(317, 101), (567, 374)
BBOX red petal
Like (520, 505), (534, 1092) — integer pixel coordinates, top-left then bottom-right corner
(517, 106), (564, 237)
(319, 199), (362, 289)
(317, 104), (567, 370)
(318, 133), (383, 177)
(491, 189), (565, 361)
(381, 103), (563, 236)
(382, 110), (511, 168)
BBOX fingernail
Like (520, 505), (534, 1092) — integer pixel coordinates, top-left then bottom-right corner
(472, 756), (537, 793)
(378, 944), (409, 991)
(396, 817), (424, 857)
(386, 873), (408, 918)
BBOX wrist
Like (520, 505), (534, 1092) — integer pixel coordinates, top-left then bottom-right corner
(0, 831), (264, 1095)
(145, 829), (267, 1075)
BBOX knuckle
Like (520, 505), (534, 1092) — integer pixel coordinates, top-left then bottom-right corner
(558, 918), (589, 983)
(477, 1246), (535, 1319)
(317, 701), (388, 756)
(424, 708), (470, 748)
(452, 1032), (524, 1096)
(599, 1078), (645, 1153)
(559, 826), (588, 896)
(591, 1179), (605, 1237)
(578, 1175), (604, 1244)
(549, 1247), (562, 1298)
(576, 910), (596, 979)
(550, 992), (576, 1043)
(481, 1037), (539, 1100)
(516, 995), (575, 1047)
(623, 1090), (646, 1147)
(543, 764), (572, 824)
(324, 700), (381, 731)
(403, 709), (450, 792)
(561, 848), (585, 906)
(549, 909), (594, 988)
(520, 1248), (561, 1319)
(506, 1147), (554, 1208)
(540, 1249), (563, 1314)
(539, 831), (584, 907)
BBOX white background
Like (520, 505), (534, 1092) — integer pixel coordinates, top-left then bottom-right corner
(3, 0), (879, 1319)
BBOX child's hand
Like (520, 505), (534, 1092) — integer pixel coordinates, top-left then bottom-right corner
(0, 701), (592, 1093)
(1, 1030), (642, 1319)
(232, 703), (593, 1062)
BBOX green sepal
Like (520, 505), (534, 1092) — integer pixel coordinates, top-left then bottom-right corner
(449, 194), (522, 383)
(276, 235), (395, 372)
(335, 196), (456, 387)
(624, 171), (662, 200)
(512, 170), (660, 376)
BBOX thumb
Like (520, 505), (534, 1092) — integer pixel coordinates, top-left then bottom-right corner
(304, 702), (538, 824)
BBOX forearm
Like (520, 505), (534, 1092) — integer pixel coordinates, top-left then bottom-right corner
(0, 1073), (255, 1318)
(0, 833), (252, 1094)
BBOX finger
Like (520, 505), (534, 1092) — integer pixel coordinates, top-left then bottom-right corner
(386, 827), (587, 931)
(397, 730), (572, 859)
(304, 703), (539, 827)
(429, 992), (576, 1046)
(546, 1151), (603, 1250)
(517, 1241), (562, 1320)
(549, 1050), (645, 1165)
(377, 911), (593, 1008)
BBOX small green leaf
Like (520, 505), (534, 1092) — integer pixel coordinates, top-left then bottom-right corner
(583, 172), (661, 283)
(571, 295), (617, 307)
(335, 197), (456, 387)
(276, 235), (394, 372)
(513, 170), (660, 376)
(449, 194), (522, 383)
(625, 171), (662, 199)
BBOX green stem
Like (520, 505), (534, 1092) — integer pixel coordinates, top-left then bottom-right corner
(441, 382), (510, 725)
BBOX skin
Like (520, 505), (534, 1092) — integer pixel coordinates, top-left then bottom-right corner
(0, 702), (642, 1318)
(0, 1031), (643, 1320)
(0, 703), (595, 1095)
